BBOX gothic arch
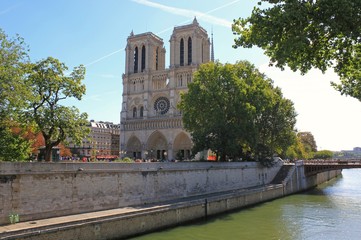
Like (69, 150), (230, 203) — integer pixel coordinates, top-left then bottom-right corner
(126, 135), (142, 159)
(155, 47), (159, 70)
(173, 132), (192, 160)
(180, 38), (184, 66)
(132, 107), (137, 118)
(146, 131), (168, 159)
(140, 106), (144, 117)
(134, 46), (138, 73)
(141, 45), (146, 72)
(187, 37), (192, 65)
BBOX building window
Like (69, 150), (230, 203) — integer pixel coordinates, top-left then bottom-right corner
(141, 45), (146, 72)
(187, 73), (191, 83)
(155, 47), (159, 70)
(187, 37), (192, 65)
(178, 74), (183, 87)
(140, 106), (144, 117)
(180, 38), (184, 66)
(134, 47), (138, 73)
(133, 107), (137, 118)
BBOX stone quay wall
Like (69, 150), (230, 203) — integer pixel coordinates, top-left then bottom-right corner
(0, 161), (282, 225)
(282, 161), (342, 195)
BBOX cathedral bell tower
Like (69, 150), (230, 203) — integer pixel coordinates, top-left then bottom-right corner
(169, 17), (210, 68)
(120, 19), (210, 161)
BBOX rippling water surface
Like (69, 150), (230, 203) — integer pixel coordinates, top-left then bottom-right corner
(130, 169), (361, 240)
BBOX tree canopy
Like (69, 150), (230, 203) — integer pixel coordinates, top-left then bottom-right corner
(0, 29), (90, 162)
(0, 29), (30, 121)
(313, 150), (333, 159)
(232, 0), (361, 101)
(297, 131), (317, 153)
(25, 57), (89, 161)
(0, 126), (32, 161)
(179, 61), (297, 163)
(0, 29), (33, 160)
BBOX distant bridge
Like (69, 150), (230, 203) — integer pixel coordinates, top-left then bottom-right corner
(303, 159), (361, 176)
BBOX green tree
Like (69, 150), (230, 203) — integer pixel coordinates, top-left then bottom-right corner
(232, 0), (361, 101)
(179, 62), (248, 161)
(0, 29), (30, 120)
(25, 57), (89, 161)
(179, 61), (297, 163)
(284, 133), (306, 160)
(297, 132), (317, 153)
(0, 126), (32, 161)
(313, 150), (333, 159)
(0, 29), (33, 160)
(283, 131), (320, 160)
(249, 80), (297, 163)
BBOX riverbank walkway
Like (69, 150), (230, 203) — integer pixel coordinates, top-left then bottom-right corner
(0, 184), (276, 240)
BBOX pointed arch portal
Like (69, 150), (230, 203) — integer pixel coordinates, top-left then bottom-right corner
(126, 135), (142, 159)
(146, 131), (168, 160)
(173, 132), (192, 160)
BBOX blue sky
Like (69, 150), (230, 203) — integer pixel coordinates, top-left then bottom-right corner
(1, 0), (361, 151)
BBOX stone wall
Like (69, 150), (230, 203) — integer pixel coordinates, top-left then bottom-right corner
(0, 161), (282, 225)
(283, 161), (342, 195)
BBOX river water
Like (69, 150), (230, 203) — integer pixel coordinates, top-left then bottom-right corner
(130, 169), (361, 240)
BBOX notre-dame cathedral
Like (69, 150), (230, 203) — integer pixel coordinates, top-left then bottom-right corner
(120, 18), (212, 160)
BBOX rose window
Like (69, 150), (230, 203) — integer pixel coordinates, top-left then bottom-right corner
(154, 97), (170, 115)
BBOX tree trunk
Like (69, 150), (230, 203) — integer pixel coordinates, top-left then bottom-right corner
(220, 152), (227, 162)
(44, 145), (52, 162)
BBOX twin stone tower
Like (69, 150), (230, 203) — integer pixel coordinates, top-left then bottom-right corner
(120, 18), (212, 161)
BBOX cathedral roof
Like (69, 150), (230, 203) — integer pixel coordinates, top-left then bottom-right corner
(172, 17), (207, 35)
(127, 31), (163, 43)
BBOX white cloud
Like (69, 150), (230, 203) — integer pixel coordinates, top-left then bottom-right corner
(132, 0), (233, 28)
(259, 64), (361, 151)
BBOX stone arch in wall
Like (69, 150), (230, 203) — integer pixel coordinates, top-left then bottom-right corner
(146, 131), (168, 160)
(141, 45), (146, 72)
(133, 46), (138, 73)
(126, 135), (142, 159)
(173, 132), (192, 160)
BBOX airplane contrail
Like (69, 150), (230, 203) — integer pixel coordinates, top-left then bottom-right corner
(85, 48), (124, 67)
(84, 0), (240, 67)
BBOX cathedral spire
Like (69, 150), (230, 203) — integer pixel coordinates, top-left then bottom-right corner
(211, 28), (215, 62)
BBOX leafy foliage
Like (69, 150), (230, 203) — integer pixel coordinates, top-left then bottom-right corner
(0, 29), (30, 121)
(0, 29), (89, 162)
(313, 150), (333, 159)
(0, 29), (33, 161)
(0, 125), (32, 162)
(25, 57), (89, 161)
(232, 0), (361, 101)
(179, 61), (297, 163)
(297, 132), (317, 152)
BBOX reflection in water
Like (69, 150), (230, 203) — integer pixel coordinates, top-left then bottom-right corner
(130, 169), (361, 240)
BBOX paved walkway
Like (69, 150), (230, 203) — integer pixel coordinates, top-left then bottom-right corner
(0, 207), (134, 238)
(0, 185), (276, 239)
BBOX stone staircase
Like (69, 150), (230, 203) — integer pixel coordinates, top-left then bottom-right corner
(271, 165), (294, 184)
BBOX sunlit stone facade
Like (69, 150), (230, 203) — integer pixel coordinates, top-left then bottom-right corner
(120, 18), (210, 160)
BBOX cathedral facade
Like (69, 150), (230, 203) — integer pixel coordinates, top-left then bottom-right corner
(120, 18), (211, 160)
